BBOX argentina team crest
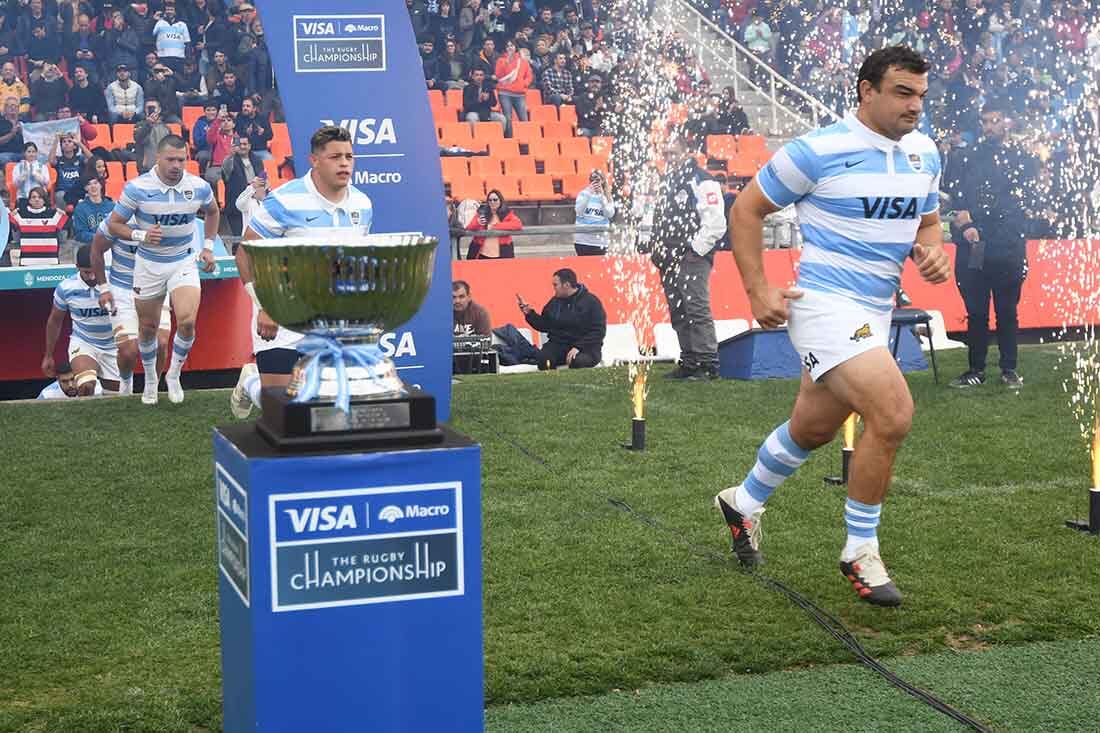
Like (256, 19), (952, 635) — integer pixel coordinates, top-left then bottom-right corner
(907, 153), (923, 171)
(182, 188), (194, 201)
(350, 210), (361, 226)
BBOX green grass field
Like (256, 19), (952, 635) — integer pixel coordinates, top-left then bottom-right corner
(2, 345), (1098, 732)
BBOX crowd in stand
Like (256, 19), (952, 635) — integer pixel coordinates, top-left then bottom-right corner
(0, 0), (283, 266)
(690, 0), (1099, 236)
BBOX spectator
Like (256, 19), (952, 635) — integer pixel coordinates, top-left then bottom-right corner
(470, 36), (498, 78)
(10, 186), (67, 266)
(452, 280), (492, 336)
(138, 50), (160, 86)
(30, 63), (69, 121)
(574, 170), (615, 255)
(134, 99), (171, 173)
(534, 6), (560, 39)
(83, 154), (109, 190)
(0, 25), (16, 70)
(221, 134), (265, 235)
(715, 87), (752, 134)
(234, 97), (272, 160)
(205, 49), (231, 96)
(529, 35), (553, 79)
(67, 66), (106, 123)
(236, 18), (273, 99)
(458, 0), (489, 52)
(13, 143), (50, 206)
(434, 1), (459, 45)
(126, 1), (157, 57)
(20, 0), (62, 77)
(462, 68), (506, 127)
(494, 39), (532, 136)
(420, 35), (443, 89)
(71, 176), (114, 244)
(205, 110), (236, 184)
(211, 70), (247, 114)
(743, 10), (773, 78)
(575, 74), (606, 136)
(153, 3), (191, 75)
(55, 105), (97, 148)
(438, 38), (468, 89)
(541, 52), (574, 106)
(49, 132), (90, 208)
(143, 63), (181, 122)
(518, 267), (606, 370)
(175, 56), (207, 107)
(104, 10), (142, 74)
(0, 98), (24, 164)
(192, 102), (219, 171)
(64, 13), (102, 83)
(0, 62), (30, 119)
(105, 64), (144, 123)
(465, 188), (522, 258)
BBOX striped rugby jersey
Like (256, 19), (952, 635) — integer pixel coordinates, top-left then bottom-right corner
(757, 112), (941, 312)
(114, 169), (215, 264)
(248, 171), (373, 239)
(153, 19), (190, 58)
(54, 273), (115, 350)
(98, 218), (138, 290)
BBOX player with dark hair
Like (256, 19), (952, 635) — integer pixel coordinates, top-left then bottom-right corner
(99, 134), (220, 405)
(719, 46), (952, 606)
(230, 125), (374, 418)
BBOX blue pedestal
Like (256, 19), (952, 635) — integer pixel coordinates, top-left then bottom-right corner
(213, 424), (483, 733)
(718, 327), (929, 380)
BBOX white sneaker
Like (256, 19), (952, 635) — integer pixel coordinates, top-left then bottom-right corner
(141, 378), (159, 405)
(230, 363), (258, 419)
(166, 369), (184, 403)
(119, 377), (133, 396)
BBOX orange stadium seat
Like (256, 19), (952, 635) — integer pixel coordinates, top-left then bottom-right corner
(105, 161), (124, 183)
(447, 176), (485, 201)
(91, 123), (112, 146)
(524, 89), (542, 110)
(440, 122), (476, 148)
(528, 105), (558, 124)
(737, 134), (768, 155)
(558, 105), (578, 127)
(488, 139), (520, 159)
(503, 156), (536, 177)
(186, 160), (200, 176)
(111, 123), (134, 148)
(541, 156), (575, 177)
(707, 135), (738, 161)
(167, 123), (182, 137)
(559, 136), (591, 158)
(181, 106), (204, 133)
(510, 121), (542, 146)
(472, 122), (505, 146)
(527, 139), (559, 162)
(440, 157), (469, 179)
(428, 89), (445, 110)
(541, 121), (574, 140)
(575, 155), (609, 178)
(590, 136), (614, 157)
(104, 174), (124, 201)
(433, 106), (457, 126)
(560, 174), (589, 198)
(518, 174), (556, 201)
(262, 159), (280, 182)
(445, 89), (463, 109)
(469, 156), (503, 177)
(482, 175), (521, 201)
(124, 161), (138, 179)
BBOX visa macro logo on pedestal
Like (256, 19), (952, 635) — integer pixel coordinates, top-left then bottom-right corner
(293, 14), (386, 73)
(269, 484), (463, 612)
(320, 116), (406, 187)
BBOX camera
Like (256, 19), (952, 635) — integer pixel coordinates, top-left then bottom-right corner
(477, 203), (491, 221)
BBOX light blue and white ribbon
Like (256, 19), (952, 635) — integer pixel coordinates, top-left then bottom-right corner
(293, 335), (385, 413)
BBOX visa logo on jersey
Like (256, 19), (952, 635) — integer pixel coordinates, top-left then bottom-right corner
(321, 117), (397, 146)
(152, 213), (193, 226)
(284, 505), (361, 533)
(859, 197), (919, 220)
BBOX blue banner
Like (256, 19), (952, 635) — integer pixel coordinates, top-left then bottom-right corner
(263, 2), (452, 421)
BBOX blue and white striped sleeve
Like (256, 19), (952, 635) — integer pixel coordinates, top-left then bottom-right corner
(114, 181), (140, 219)
(199, 179), (216, 208)
(52, 284), (69, 311)
(756, 138), (820, 208)
(361, 200), (373, 233)
(248, 194), (287, 238)
(921, 150), (942, 215)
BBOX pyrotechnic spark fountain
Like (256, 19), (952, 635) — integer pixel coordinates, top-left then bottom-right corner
(825, 413), (858, 486)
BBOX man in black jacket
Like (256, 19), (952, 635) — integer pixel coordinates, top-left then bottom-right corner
(650, 134), (728, 379)
(949, 100), (1051, 389)
(518, 268), (606, 369)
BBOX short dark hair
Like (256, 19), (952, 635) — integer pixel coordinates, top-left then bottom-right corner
(75, 243), (93, 268)
(452, 280), (471, 294)
(24, 142), (36, 152)
(157, 134), (187, 152)
(310, 125), (351, 153)
(856, 46), (930, 102)
(553, 268), (578, 287)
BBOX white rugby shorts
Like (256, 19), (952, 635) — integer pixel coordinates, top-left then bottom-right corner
(112, 286), (172, 343)
(132, 255), (200, 300)
(786, 288), (893, 382)
(68, 336), (121, 383)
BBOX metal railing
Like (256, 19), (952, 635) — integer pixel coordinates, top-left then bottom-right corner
(662, 0), (840, 135)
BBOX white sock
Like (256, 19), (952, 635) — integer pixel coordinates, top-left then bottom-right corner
(245, 372), (262, 408)
(139, 339), (158, 389)
(733, 484), (765, 518)
(169, 333), (195, 375)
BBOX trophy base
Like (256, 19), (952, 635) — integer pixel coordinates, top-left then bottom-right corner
(256, 386), (444, 452)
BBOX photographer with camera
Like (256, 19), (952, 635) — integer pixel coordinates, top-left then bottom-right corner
(574, 169), (615, 256)
(464, 189), (523, 259)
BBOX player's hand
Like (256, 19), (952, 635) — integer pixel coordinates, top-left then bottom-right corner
(749, 286), (802, 329)
(912, 243), (952, 284)
(256, 309), (279, 340)
(198, 249), (216, 273)
(962, 228), (980, 243)
(565, 347), (579, 365)
(146, 224), (163, 246)
(98, 289), (116, 315)
(41, 355), (55, 377)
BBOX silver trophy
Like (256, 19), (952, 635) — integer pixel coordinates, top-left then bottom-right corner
(242, 233), (442, 450)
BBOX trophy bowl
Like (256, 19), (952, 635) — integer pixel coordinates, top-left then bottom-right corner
(241, 233), (443, 450)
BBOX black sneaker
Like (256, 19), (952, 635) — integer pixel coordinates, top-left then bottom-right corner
(664, 364), (694, 379)
(949, 370), (985, 388)
(1000, 370), (1023, 389)
(839, 544), (903, 607)
(713, 488), (764, 569)
(685, 366), (720, 381)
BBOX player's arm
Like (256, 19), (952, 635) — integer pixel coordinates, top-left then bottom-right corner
(196, 190), (221, 273)
(912, 210), (951, 284)
(42, 301), (67, 377)
(90, 229), (116, 312)
(107, 184), (161, 244)
(729, 179), (798, 328)
(240, 206), (282, 340)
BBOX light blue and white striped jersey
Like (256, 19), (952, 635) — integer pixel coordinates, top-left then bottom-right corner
(756, 112), (941, 312)
(53, 274), (115, 350)
(98, 218), (138, 289)
(114, 169), (214, 264)
(153, 19), (190, 58)
(38, 380), (102, 399)
(248, 171), (373, 239)
(574, 188), (615, 248)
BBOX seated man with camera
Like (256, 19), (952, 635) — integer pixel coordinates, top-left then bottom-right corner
(518, 268), (606, 370)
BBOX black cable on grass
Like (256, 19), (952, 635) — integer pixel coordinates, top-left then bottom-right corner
(464, 412), (994, 732)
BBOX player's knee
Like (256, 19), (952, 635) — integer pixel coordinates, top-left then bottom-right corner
(868, 404), (913, 447)
(176, 321), (196, 338)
